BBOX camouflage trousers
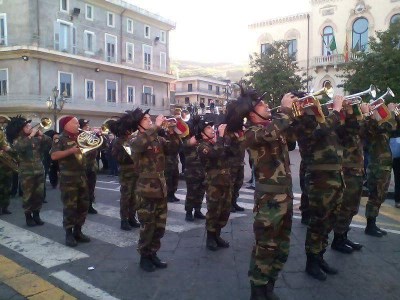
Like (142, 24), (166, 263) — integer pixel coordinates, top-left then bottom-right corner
(86, 169), (97, 203)
(365, 166), (391, 218)
(205, 183), (232, 233)
(60, 174), (89, 229)
(305, 170), (344, 255)
(20, 173), (44, 213)
(165, 163), (179, 196)
(0, 169), (13, 208)
(299, 160), (309, 216)
(137, 196), (167, 257)
(230, 166), (244, 203)
(249, 193), (293, 285)
(119, 170), (138, 220)
(334, 172), (363, 234)
(184, 167), (205, 212)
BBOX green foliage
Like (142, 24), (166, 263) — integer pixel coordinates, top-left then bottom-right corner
(246, 40), (311, 108)
(342, 22), (400, 102)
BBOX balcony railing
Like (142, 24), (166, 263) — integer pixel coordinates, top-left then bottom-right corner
(312, 53), (361, 68)
(175, 88), (226, 97)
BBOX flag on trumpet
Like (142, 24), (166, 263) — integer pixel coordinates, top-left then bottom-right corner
(372, 104), (391, 125)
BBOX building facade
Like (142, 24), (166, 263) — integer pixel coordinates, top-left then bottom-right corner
(172, 76), (240, 115)
(248, 0), (400, 94)
(0, 0), (175, 129)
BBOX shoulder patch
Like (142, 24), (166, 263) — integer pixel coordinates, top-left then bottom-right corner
(53, 138), (59, 144)
(202, 148), (209, 155)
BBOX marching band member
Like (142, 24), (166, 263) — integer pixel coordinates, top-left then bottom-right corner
(50, 116), (91, 247)
(109, 115), (140, 231)
(129, 108), (180, 272)
(0, 121), (15, 215)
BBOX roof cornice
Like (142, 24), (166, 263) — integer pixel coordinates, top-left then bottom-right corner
(248, 13), (309, 29)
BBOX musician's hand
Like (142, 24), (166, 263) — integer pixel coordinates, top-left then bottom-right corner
(29, 128), (39, 138)
(218, 124), (227, 137)
(69, 146), (81, 154)
(360, 103), (370, 114)
(332, 95), (344, 112)
(388, 102), (397, 111)
(188, 136), (197, 146)
(155, 115), (165, 127)
(281, 93), (296, 109)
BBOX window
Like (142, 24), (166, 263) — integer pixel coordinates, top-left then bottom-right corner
(106, 80), (117, 102)
(127, 86), (135, 103)
(352, 17), (369, 52)
(287, 39), (297, 59)
(208, 85), (212, 91)
(84, 31), (95, 53)
(59, 72), (72, 98)
(322, 26), (334, 56)
(160, 30), (166, 43)
(185, 97), (190, 104)
(126, 42), (134, 63)
(391, 14), (400, 24)
(54, 20), (76, 54)
(85, 4), (93, 21)
(60, 0), (68, 13)
(0, 69), (8, 95)
(260, 43), (271, 55)
(105, 34), (117, 63)
(0, 13), (6, 45)
(160, 52), (166, 71)
(107, 12), (115, 28)
(144, 25), (150, 39)
(142, 86), (154, 105)
(85, 79), (95, 100)
(127, 18), (133, 33)
(188, 84), (192, 92)
(143, 45), (152, 70)
(216, 86), (220, 95)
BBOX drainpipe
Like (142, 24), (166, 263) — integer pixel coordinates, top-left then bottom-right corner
(307, 13), (310, 93)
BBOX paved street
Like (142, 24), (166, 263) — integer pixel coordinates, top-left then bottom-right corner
(0, 149), (399, 300)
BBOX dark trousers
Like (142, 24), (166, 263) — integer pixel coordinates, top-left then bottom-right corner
(393, 157), (400, 203)
(179, 150), (185, 173)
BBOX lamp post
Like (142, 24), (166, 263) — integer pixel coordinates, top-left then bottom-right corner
(46, 86), (66, 131)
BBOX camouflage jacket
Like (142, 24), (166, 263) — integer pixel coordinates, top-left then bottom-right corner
(336, 114), (365, 175)
(131, 126), (180, 198)
(0, 130), (16, 173)
(197, 136), (231, 186)
(291, 114), (318, 165)
(112, 135), (139, 174)
(244, 109), (294, 195)
(50, 132), (87, 176)
(182, 136), (203, 170)
(364, 112), (397, 169)
(225, 130), (246, 168)
(85, 150), (98, 172)
(13, 134), (52, 175)
(301, 111), (343, 170)
(165, 132), (182, 169)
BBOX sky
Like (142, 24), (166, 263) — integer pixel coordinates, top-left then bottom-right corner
(127, 0), (310, 64)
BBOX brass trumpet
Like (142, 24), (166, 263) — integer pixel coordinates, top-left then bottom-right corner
(324, 84), (377, 110)
(365, 87), (395, 117)
(32, 117), (52, 130)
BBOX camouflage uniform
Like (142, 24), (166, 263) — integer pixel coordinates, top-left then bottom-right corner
(225, 130), (246, 211)
(112, 135), (139, 223)
(245, 108), (294, 287)
(197, 135), (232, 234)
(364, 113), (397, 222)
(164, 134), (181, 201)
(131, 126), (180, 257)
(13, 134), (52, 213)
(50, 132), (89, 229)
(183, 136), (206, 213)
(0, 130), (14, 212)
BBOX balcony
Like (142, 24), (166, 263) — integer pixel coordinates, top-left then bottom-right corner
(175, 88), (226, 98)
(312, 53), (361, 69)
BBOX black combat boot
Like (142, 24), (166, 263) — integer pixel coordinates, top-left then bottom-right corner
(32, 211), (45, 225)
(266, 280), (280, 300)
(140, 255), (156, 272)
(301, 212), (310, 225)
(25, 212), (36, 227)
(193, 208), (206, 219)
(2, 207), (12, 214)
(215, 228), (229, 248)
(151, 254), (168, 269)
(365, 217), (384, 237)
(232, 198), (245, 212)
(305, 254), (327, 281)
(250, 282), (267, 300)
(344, 231), (363, 250)
(185, 211), (194, 222)
(128, 216), (140, 228)
(66, 228), (77, 247)
(121, 220), (132, 231)
(88, 203), (98, 214)
(331, 233), (353, 254)
(206, 231), (218, 251)
(318, 251), (338, 275)
(73, 225), (91, 243)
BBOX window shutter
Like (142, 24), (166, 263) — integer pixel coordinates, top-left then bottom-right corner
(54, 21), (60, 50)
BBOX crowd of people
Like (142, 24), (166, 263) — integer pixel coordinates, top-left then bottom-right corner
(0, 83), (399, 300)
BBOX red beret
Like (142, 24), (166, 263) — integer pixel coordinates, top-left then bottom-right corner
(59, 116), (74, 130)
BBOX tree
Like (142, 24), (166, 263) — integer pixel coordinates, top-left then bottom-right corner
(342, 21), (400, 102)
(246, 40), (310, 108)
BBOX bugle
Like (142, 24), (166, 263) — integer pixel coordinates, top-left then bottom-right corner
(32, 117), (52, 130)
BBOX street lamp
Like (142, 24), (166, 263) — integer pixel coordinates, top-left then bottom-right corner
(46, 86), (66, 131)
